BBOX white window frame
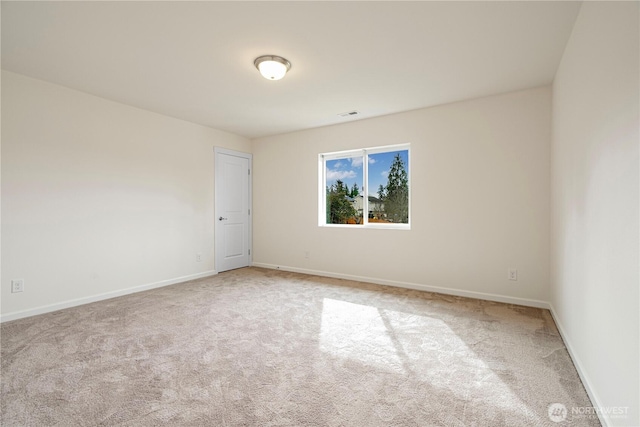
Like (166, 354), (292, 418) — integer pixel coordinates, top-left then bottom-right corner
(318, 143), (411, 229)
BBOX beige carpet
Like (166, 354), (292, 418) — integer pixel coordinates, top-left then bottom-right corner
(1, 267), (598, 426)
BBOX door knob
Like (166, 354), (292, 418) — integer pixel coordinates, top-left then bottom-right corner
(219, 217), (228, 221)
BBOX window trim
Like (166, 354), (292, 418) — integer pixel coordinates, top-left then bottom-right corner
(318, 143), (411, 229)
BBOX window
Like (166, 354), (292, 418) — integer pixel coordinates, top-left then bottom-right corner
(319, 144), (410, 228)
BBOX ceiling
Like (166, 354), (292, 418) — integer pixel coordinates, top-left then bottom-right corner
(1, 1), (581, 139)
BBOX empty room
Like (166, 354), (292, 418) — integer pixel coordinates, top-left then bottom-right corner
(1, 1), (638, 426)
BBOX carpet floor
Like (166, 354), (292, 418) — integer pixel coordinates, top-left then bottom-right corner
(1, 267), (598, 426)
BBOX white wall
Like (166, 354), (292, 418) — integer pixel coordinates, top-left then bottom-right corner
(1, 71), (251, 320)
(551, 2), (639, 426)
(252, 86), (551, 306)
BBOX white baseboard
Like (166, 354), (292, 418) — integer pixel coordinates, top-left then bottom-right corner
(548, 304), (608, 427)
(251, 262), (550, 309)
(0, 270), (218, 323)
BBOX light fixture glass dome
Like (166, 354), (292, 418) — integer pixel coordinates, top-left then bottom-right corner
(254, 55), (291, 80)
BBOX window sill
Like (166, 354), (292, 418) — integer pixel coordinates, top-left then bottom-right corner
(319, 223), (411, 230)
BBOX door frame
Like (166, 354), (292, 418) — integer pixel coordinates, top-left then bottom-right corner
(214, 147), (253, 272)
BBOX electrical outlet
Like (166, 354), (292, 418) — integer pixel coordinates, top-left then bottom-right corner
(304, 251), (310, 259)
(11, 279), (24, 293)
(196, 253), (203, 262)
(508, 269), (518, 281)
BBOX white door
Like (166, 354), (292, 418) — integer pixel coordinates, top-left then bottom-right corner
(214, 148), (251, 272)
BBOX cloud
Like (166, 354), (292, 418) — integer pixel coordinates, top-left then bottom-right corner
(349, 156), (375, 168)
(381, 170), (389, 178)
(327, 169), (357, 181)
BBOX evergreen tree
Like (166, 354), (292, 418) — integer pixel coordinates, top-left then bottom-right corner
(326, 180), (357, 224)
(384, 153), (409, 223)
(350, 182), (360, 197)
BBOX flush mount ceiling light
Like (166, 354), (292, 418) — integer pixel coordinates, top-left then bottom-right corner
(254, 55), (291, 80)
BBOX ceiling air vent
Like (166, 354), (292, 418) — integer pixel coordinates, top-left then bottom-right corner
(338, 111), (360, 118)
